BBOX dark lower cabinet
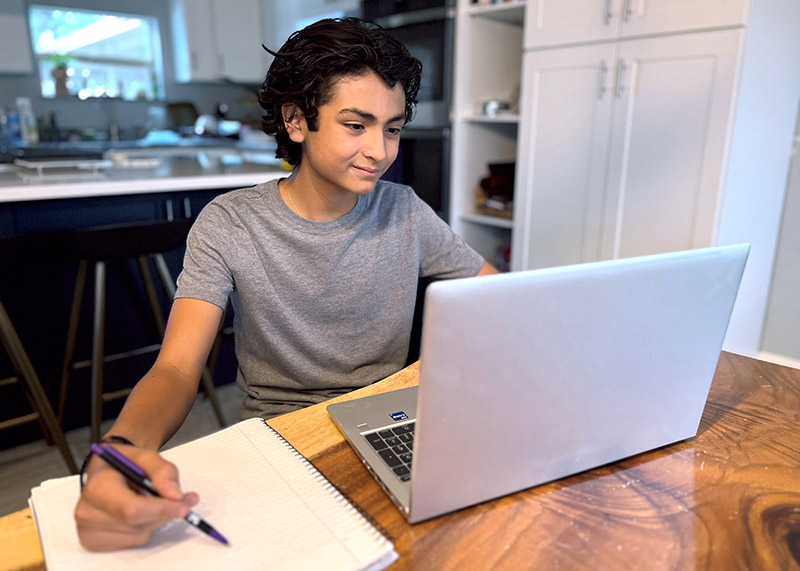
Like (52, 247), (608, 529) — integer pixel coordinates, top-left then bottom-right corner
(0, 189), (238, 449)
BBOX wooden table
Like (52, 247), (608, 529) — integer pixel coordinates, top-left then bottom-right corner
(3, 352), (800, 570)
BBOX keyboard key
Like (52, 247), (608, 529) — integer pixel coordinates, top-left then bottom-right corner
(384, 436), (400, 447)
(393, 465), (410, 477)
(399, 453), (412, 464)
(365, 433), (387, 451)
(398, 433), (413, 443)
(392, 444), (409, 455)
(378, 429), (394, 439)
(378, 449), (402, 468)
(393, 424), (414, 435)
(399, 474), (411, 482)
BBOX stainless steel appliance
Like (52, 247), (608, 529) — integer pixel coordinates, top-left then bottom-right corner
(362, 0), (454, 220)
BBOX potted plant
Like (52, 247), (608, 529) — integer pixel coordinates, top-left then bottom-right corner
(50, 53), (70, 97)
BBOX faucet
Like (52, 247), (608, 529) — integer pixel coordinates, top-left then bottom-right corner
(105, 97), (120, 142)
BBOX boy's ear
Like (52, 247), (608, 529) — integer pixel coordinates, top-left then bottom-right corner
(282, 103), (305, 143)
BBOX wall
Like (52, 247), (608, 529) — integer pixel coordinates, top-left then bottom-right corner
(760, 112), (800, 366)
(716, 0), (800, 358)
(0, 0), (268, 139)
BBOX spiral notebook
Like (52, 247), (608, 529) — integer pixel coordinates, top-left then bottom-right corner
(29, 418), (397, 571)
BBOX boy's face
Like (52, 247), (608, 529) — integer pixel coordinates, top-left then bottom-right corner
(286, 72), (406, 197)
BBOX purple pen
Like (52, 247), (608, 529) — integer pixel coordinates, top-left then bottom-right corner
(90, 443), (229, 545)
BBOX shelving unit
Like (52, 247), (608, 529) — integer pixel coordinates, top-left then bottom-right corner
(449, 0), (526, 270)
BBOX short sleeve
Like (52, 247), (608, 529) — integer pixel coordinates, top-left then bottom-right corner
(412, 196), (485, 279)
(174, 201), (236, 309)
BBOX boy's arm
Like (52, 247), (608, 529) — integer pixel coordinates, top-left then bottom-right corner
(109, 298), (224, 450)
(477, 261), (500, 276)
(75, 297), (224, 551)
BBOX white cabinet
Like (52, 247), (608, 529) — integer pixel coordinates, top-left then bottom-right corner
(619, 0), (749, 39)
(601, 30), (742, 260)
(513, 29), (742, 269)
(210, 0), (265, 82)
(523, 0), (619, 49)
(172, 0), (265, 83)
(513, 43), (617, 269)
(0, 10), (34, 74)
(524, 0), (748, 49)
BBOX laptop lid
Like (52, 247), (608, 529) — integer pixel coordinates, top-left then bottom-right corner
(330, 244), (749, 523)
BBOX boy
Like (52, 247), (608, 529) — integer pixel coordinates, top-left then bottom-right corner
(75, 18), (496, 550)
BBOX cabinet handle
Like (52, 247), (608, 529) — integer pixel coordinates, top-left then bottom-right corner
(615, 59), (627, 98)
(623, 0), (633, 22)
(603, 0), (613, 25)
(598, 61), (608, 99)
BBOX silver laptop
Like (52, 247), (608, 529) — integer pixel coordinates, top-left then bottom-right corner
(327, 244), (749, 523)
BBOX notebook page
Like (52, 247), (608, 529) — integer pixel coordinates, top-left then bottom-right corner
(29, 418), (396, 571)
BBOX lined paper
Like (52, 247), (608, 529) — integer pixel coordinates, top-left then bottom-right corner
(29, 418), (396, 570)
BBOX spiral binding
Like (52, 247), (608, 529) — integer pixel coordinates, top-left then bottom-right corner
(261, 420), (395, 544)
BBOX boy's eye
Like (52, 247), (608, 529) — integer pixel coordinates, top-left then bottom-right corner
(345, 123), (365, 131)
(386, 127), (402, 136)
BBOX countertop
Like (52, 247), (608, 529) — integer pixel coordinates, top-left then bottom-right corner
(0, 143), (286, 203)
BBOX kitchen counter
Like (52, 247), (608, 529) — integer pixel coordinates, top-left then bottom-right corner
(0, 145), (277, 441)
(0, 151), (286, 203)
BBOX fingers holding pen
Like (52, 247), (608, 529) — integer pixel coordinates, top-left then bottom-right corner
(75, 448), (199, 551)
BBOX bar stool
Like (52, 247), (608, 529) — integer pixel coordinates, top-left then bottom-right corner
(52, 218), (226, 442)
(0, 235), (78, 473)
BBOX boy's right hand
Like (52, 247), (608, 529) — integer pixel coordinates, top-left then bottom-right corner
(74, 446), (199, 552)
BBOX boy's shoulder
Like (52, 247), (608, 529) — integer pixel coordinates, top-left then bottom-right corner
(201, 179), (279, 212)
(214, 179), (278, 203)
(370, 179), (418, 205)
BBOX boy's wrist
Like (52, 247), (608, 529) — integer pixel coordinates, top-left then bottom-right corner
(79, 435), (136, 489)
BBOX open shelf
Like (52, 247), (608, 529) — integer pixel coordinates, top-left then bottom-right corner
(461, 212), (514, 229)
(468, 1), (525, 25)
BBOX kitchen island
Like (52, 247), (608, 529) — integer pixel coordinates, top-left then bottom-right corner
(0, 148), (285, 445)
(0, 147), (285, 204)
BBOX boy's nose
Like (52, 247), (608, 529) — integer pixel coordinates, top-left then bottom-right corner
(363, 131), (388, 162)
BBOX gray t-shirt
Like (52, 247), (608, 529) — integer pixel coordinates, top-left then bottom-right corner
(175, 178), (484, 419)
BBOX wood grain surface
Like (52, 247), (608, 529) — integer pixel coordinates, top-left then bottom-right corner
(4, 353), (800, 570)
(271, 353), (800, 570)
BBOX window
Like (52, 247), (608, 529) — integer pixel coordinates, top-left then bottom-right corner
(28, 5), (165, 101)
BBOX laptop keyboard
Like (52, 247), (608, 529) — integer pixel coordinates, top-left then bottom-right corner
(363, 422), (415, 481)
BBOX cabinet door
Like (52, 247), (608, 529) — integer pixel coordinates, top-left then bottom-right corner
(210, 0), (265, 82)
(513, 43), (618, 271)
(0, 13), (33, 74)
(173, 0), (217, 82)
(524, 0), (621, 50)
(619, 0), (748, 38)
(601, 29), (743, 259)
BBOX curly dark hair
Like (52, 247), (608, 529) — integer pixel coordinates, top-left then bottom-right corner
(259, 18), (422, 166)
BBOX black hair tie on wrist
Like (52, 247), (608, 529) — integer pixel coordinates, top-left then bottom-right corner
(79, 435), (136, 489)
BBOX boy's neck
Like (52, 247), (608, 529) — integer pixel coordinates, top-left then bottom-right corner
(279, 172), (360, 222)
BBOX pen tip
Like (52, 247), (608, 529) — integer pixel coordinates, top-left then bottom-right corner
(210, 529), (229, 545)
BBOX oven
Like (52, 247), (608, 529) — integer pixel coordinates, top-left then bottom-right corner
(361, 0), (455, 220)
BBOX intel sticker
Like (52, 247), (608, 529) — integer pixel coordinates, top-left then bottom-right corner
(390, 411), (409, 421)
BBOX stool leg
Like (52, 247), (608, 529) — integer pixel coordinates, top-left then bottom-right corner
(153, 253), (226, 428)
(153, 253), (177, 299)
(138, 255), (166, 337)
(58, 259), (88, 424)
(206, 304), (229, 378)
(199, 368), (226, 428)
(0, 302), (78, 473)
(91, 261), (106, 443)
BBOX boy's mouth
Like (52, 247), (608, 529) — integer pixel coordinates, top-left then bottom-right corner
(353, 166), (380, 176)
